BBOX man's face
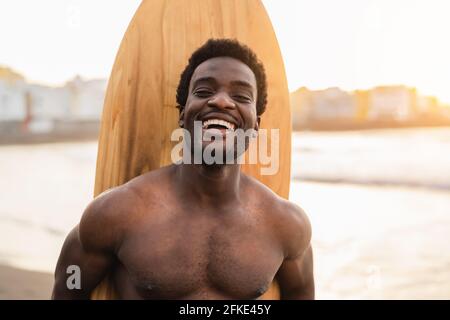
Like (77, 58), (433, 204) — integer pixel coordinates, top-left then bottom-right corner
(181, 56), (259, 162)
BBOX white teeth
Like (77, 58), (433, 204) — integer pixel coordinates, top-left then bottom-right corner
(202, 118), (236, 131)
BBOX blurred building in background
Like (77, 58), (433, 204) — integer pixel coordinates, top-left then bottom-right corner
(66, 76), (106, 121)
(368, 86), (416, 121)
(0, 66), (106, 143)
(0, 67), (27, 121)
(291, 85), (450, 130)
(291, 87), (357, 128)
(290, 87), (311, 128)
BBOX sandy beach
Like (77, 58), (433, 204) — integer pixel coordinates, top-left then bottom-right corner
(0, 265), (53, 300)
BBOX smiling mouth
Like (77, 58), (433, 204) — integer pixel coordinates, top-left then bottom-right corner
(202, 118), (236, 131)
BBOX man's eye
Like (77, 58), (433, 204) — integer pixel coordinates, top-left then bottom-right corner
(194, 90), (213, 98)
(234, 95), (252, 103)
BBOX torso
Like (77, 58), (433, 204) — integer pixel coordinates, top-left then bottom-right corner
(109, 167), (287, 299)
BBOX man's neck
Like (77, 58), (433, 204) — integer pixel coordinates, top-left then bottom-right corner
(175, 162), (242, 208)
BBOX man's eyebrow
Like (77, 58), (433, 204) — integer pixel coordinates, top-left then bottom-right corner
(192, 77), (217, 88)
(231, 80), (255, 98)
(230, 80), (253, 89)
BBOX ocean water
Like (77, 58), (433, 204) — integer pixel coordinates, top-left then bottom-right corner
(292, 128), (450, 189)
(0, 127), (449, 299)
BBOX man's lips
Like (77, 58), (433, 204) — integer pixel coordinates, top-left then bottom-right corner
(202, 118), (236, 131)
(198, 112), (241, 130)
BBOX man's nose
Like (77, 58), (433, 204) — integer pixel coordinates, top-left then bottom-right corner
(207, 93), (236, 110)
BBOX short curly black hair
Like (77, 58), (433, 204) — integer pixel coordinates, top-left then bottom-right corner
(176, 38), (268, 116)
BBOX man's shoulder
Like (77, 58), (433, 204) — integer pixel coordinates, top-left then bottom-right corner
(273, 198), (312, 260)
(78, 167), (174, 252)
(242, 174), (312, 259)
(78, 180), (144, 251)
(241, 173), (283, 203)
(83, 166), (174, 219)
(86, 181), (141, 218)
(125, 164), (175, 196)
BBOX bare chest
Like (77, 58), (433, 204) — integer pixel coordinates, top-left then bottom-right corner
(115, 211), (283, 299)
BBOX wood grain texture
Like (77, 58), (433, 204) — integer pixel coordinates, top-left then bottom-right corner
(92, 0), (291, 300)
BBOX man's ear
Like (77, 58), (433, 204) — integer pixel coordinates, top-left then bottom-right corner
(178, 108), (185, 128)
(255, 116), (261, 131)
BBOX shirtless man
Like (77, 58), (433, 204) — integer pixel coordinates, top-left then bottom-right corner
(52, 39), (314, 300)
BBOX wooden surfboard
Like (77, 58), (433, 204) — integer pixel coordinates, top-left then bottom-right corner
(92, 0), (291, 300)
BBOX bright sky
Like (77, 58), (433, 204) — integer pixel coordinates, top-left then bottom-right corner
(1, 0), (449, 103)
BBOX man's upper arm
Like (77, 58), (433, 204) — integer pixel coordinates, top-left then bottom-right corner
(52, 188), (127, 299)
(52, 225), (114, 299)
(276, 244), (314, 299)
(275, 203), (314, 300)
